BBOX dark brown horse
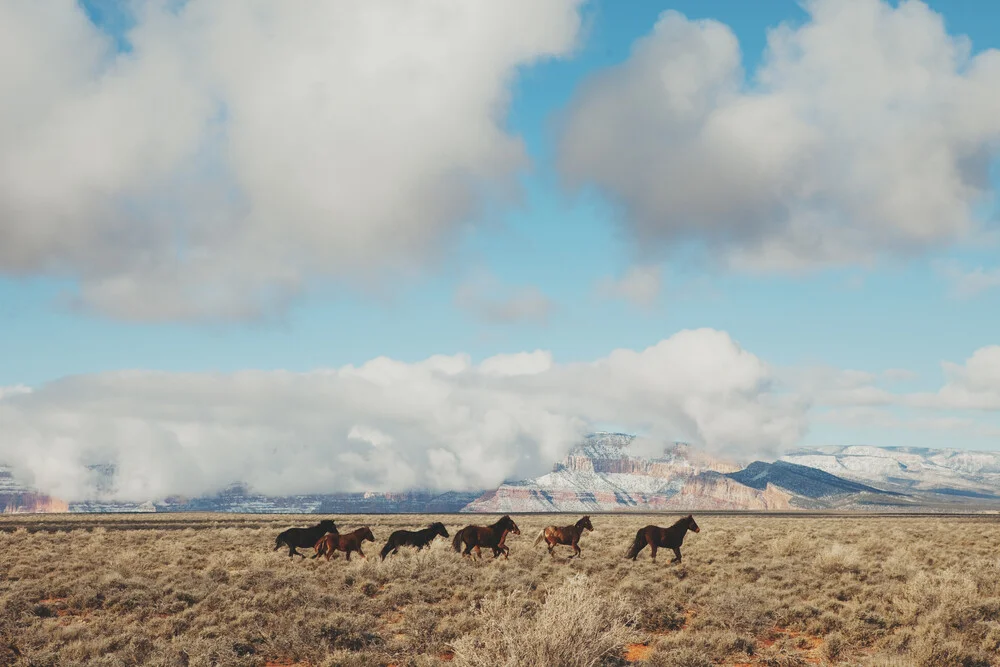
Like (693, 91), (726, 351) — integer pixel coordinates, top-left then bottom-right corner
(313, 526), (375, 561)
(452, 515), (520, 559)
(533, 515), (594, 558)
(625, 514), (700, 562)
(273, 519), (338, 558)
(380, 522), (449, 560)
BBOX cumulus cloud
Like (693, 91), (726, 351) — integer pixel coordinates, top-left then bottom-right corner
(792, 348), (1000, 433)
(559, 0), (1000, 271)
(913, 346), (1000, 410)
(0, 0), (583, 321)
(454, 273), (555, 324)
(595, 264), (663, 308)
(934, 260), (1000, 299)
(0, 329), (804, 501)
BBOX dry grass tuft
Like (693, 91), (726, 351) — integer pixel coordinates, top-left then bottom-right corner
(0, 513), (998, 665)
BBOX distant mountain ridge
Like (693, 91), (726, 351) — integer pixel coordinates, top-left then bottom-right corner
(462, 434), (908, 513)
(780, 446), (1000, 499)
(4, 436), (1000, 513)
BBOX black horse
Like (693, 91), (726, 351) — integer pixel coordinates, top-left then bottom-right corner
(380, 522), (450, 560)
(624, 514), (700, 562)
(274, 519), (338, 558)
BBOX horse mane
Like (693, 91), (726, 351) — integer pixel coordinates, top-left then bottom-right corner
(669, 516), (691, 529)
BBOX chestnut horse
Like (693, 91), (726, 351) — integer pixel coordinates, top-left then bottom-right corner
(313, 526), (375, 561)
(625, 514), (700, 562)
(533, 515), (594, 558)
(452, 515), (520, 559)
(380, 522), (449, 560)
(273, 519), (338, 558)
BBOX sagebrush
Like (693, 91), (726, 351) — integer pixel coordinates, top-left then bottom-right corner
(1, 513), (999, 666)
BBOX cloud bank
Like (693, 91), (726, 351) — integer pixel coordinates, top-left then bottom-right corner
(0, 0), (583, 321)
(0, 329), (803, 501)
(559, 0), (1000, 271)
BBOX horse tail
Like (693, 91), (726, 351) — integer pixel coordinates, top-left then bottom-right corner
(452, 529), (464, 553)
(380, 539), (394, 561)
(312, 536), (327, 559)
(625, 528), (646, 559)
(533, 529), (546, 547)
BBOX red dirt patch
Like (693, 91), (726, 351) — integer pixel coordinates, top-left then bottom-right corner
(624, 643), (654, 662)
(439, 651), (455, 661)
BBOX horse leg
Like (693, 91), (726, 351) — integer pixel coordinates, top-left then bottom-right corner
(474, 545), (482, 560)
(670, 547), (681, 563)
(649, 543), (658, 561)
(345, 549), (351, 562)
(358, 546), (367, 560)
(571, 540), (581, 559)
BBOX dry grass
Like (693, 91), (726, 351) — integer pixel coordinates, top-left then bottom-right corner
(1, 513), (999, 666)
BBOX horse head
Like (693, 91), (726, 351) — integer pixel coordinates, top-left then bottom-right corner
(361, 527), (375, 542)
(433, 522), (449, 538)
(686, 514), (700, 533)
(577, 516), (594, 532)
(319, 519), (338, 533)
(500, 515), (520, 535)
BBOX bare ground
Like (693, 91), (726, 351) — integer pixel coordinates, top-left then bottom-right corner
(1, 513), (999, 666)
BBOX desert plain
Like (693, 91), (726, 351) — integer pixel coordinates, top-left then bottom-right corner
(1, 512), (999, 667)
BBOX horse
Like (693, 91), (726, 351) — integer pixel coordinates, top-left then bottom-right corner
(380, 522), (449, 560)
(624, 514), (700, 562)
(273, 519), (338, 558)
(313, 527), (375, 561)
(533, 515), (594, 558)
(452, 515), (520, 559)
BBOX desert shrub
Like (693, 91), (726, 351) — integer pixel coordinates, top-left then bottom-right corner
(450, 573), (638, 667)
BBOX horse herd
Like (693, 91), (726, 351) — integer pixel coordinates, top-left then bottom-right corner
(273, 514), (701, 563)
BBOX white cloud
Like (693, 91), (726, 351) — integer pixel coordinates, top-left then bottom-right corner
(0, 385), (31, 400)
(454, 273), (555, 324)
(595, 264), (663, 308)
(559, 0), (1000, 271)
(0, 0), (583, 321)
(915, 346), (1000, 410)
(0, 328), (804, 501)
(793, 348), (1000, 433)
(934, 260), (1000, 298)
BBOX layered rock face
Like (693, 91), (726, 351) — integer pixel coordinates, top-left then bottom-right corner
(463, 433), (787, 512)
(0, 467), (69, 513)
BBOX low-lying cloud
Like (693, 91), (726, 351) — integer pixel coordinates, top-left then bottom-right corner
(559, 0), (1000, 271)
(0, 329), (804, 501)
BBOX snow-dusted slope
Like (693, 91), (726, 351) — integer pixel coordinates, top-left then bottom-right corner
(463, 433), (791, 512)
(780, 446), (1000, 497)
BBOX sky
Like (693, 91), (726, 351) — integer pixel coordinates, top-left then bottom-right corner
(1, 0), (1000, 501)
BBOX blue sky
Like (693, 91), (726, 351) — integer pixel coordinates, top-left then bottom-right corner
(2, 0), (1000, 498)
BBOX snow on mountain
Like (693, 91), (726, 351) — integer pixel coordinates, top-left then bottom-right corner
(780, 446), (1000, 497)
(463, 433), (792, 512)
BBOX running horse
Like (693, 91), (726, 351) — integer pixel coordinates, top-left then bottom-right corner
(624, 514), (700, 562)
(380, 522), (450, 560)
(313, 527), (375, 561)
(533, 515), (594, 558)
(273, 519), (338, 559)
(452, 515), (520, 559)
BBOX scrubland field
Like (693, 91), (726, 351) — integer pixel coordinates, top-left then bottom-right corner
(2, 513), (999, 667)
